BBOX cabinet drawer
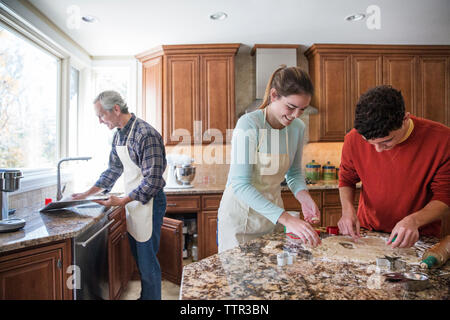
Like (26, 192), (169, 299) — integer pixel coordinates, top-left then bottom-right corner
(166, 195), (201, 213)
(201, 194), (222, 211)
(282, 191), (321, 210)
(108, 207), (125, 233)
(323, 190), (340, 207)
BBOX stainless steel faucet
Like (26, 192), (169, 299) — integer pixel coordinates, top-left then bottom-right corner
(57, 157), (92, 201)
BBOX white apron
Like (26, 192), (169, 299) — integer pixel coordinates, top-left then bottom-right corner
(218, 108), (290, 252)
(115, 119), (154, 242)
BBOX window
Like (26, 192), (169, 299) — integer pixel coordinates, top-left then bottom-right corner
(68, 66), (79, 157)
(0, 23), (59, 169)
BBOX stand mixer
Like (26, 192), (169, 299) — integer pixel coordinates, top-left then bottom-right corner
(165, 154), (196, 189)
(0, 169), (26, 233)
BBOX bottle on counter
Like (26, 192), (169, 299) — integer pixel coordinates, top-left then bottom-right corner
(420, 235), (450, 269)
(322, 161), (336, 181)
(305, 160), (321, 183)
(191, 234), (198, 262)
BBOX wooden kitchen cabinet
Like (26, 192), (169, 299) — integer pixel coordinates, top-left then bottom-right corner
(305, 44), (450, 141)
(136, 44), (240, 145)
(0, 239), (72, 300)
(158, 217), (183, 285)
(107, 207), (133, 300)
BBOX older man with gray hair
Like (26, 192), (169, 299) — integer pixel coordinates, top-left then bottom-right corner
(72, 90), (167, 300)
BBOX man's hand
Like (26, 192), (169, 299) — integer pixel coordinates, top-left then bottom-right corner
(278, 211), (321, 247)
(387, 215), (419, 248)
(70, 192), (89, 200)
(93, 195), (132, 207)
(337, 208), (361, 241)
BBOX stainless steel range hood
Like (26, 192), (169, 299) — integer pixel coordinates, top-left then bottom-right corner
(244, 45), (318, 115)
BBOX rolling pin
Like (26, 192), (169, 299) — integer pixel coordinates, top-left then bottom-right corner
(419, 235), (450, 269)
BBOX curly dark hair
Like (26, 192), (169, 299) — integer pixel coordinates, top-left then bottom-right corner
(354, 85), (405, 139)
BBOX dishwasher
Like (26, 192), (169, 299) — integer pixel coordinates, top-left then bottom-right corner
(72, 213), (115, 300)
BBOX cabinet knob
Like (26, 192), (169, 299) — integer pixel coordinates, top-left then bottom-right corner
(57, 259), (62, 269)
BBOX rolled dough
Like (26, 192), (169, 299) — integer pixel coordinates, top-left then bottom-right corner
(308, 235), (420, 264)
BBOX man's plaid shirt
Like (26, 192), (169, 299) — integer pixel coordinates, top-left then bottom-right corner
(95, 113), (166, 204)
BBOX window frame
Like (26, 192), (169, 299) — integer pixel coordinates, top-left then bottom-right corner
(0, 3), (72, 194)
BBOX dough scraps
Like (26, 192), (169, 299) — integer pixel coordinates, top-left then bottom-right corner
(307, 235), (420, 264)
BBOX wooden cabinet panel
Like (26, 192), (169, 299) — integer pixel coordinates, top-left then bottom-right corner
(383, 55), (417, 115)
(0, 240), (71, 300)
(200, 55), (235, 142)
(201, 194), (222, 211)
(350, 55), (383, 128)
(440, 215), (450, 238)
(320, 55), (350, 140)
(165, 55), (200, 145)
(201, 211), (218, 259)
(108, 226), (124, 300)
(417, 56), (450, 125)
(138, 44), (239, 145)
(157, 217), (183, 285)
(322, 207), (343, 227)
(166, 195), (201, 212)
(142, 56), (163, 133)
(282, 191), (321, 210)
(323, 189), (341, 207)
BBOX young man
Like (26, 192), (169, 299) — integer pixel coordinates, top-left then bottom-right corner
(338, 85), (449, 248)
(72, 90), (167, 300)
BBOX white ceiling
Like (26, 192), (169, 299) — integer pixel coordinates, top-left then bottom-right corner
(27, 0), (450, 56)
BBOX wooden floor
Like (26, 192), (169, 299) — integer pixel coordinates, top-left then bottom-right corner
(120, 279), (180, 300)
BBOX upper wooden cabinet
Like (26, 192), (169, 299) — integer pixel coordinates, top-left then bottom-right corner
(305, 44), (450, 141)
(136, 44), (240, 145)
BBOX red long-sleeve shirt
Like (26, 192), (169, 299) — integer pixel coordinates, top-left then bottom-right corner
(339, 116), (450, 237)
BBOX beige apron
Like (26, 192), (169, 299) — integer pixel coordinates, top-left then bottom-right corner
(218, 108), (290, 252)
(115, 119), (154, 242)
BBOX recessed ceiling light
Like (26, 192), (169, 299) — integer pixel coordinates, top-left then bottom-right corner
(210, 12), (228, 21)
(81, 15), (98, 23)
(345, 13), (366, 22)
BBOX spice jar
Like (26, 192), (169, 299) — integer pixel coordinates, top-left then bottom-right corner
(322, 161), (336, 181)
(305, 160), (321, 183)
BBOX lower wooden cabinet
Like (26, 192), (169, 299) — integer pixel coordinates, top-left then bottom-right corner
(0, 239), (72, 300)
(158, 217), (183, 285)
(201, 211), (219, 258)
(107, 207), (133, 300)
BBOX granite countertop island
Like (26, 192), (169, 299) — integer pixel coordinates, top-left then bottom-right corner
(0, 203), (118, 254)
(180, 230), (449, 300)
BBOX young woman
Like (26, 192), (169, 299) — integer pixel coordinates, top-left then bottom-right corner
(218, 66), (321, 252)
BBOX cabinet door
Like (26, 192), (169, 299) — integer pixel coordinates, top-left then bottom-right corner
(157, 217), (183, 285)
(383, 56), (418, 115)
(200, 211), (218, 259)
(0, 247), (64, 300)
(351, 55), (383, 129)
(417, 56), (450, 125)
(319, 55), (350, 141)
(165, 55), (200, 145)
(200, 55), (235, 143)
(322, 207), (343, 227)
(142, 56), (163, 133)
(108, 227), (124, 300)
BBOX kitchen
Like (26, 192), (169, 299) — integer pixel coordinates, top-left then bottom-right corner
(0, 0), (449, 306)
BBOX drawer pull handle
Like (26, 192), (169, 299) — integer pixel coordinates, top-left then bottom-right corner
(167, 203), (177, 207)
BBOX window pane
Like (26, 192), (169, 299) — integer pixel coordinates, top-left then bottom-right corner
(0, 24), (58, 168)
(69, 66), (79, 157)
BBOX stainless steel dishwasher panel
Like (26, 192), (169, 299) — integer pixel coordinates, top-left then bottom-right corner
(73, 215), (114, 300)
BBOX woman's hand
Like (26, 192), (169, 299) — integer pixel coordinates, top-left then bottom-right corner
(278, 211), (321, 247)
(296, 190), (321, 224)
(70, 192), (89, 200)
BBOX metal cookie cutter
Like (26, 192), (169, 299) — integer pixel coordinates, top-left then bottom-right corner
(383, 272), (430, 292)
(376, 255), (407, 271)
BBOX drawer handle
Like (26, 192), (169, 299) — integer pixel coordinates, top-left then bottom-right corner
(167, 203), (177, 207)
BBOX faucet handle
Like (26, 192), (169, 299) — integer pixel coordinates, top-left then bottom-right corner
(61, 184), (66, 195)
